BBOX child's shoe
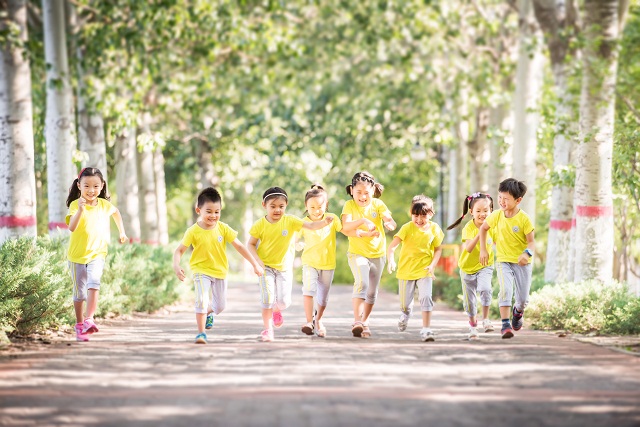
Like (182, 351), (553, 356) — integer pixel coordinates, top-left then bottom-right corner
(261, 328), (274, 342)
(482, 318), (494, 333)
(468, 326), (480, 340)
(75, 323), (89, 342)
(511, 307), (524, 331)
(501, 324), (514, 339)
(361, 323), (371, 338)
(351, 321), (364, 337)
(420, 327), (435, 342)
(301, 321), (314, 335)
(82, 318), (99, 334)
(205, 313), (215, 330)
(272, 311), (284, 328)
(397, 314), (409, 332)
(195, 332), (207, 344)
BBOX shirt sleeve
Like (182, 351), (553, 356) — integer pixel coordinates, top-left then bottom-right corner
(249, 220), (262, 240)
(65, 201), (78, 225)
(222, 223), (239, 243)
(523, 214), (534, 235)
(289, 215), (304, 232)
(485, 210), (499, 229)
(460, 222), (471, 243)
(332, 213), (343, 232)
(376, 199), (392, 218)
(394, 223), (409, 241)
(341, 200), (353, 218)
(103, 200), (117, 216)
(181, 228), (194, 247)
(433, 224), (445, 247)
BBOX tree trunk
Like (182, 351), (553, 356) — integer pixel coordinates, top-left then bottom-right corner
(153, 146), (168, 245)
(43, 0), (75, 235)
(137, 113), (159, 245)
(0, 0), (37, 243)
(533, 0), (579, 283)
(195, 138), (219, 190)
(512, 0), (544, 225)
(573, 0), (628, 282)
(468, 107), (490, 192)
(447, 121), (469, 243)
(487, 102), (511, 194)
(114, 127), (140, 242)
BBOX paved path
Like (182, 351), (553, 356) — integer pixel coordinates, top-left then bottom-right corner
(1, 281), (640, 427)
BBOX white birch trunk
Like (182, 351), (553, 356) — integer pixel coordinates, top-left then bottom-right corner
(153, 147), (168, 245)
(512, 0), (544, 224)
(196, 138), (219, 190)
(487, 102), (511, 194)
(43, 0), (75, 235)
(115, 127), (140, 242)
(468, 107), (490, 192)
(447, 121), (469, 243)
(0, 0), (37, 243)
(574, 0), (628, 282)
(137, 113), (159, 245)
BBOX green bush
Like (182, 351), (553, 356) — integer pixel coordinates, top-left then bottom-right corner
(526, 280), (640, 335)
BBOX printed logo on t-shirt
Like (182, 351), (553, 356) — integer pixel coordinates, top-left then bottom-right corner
(512, 226), (520, 232)
(282, 230), (288, 236)
(218, 235), (223, 242)
(371, 212), (377, 218)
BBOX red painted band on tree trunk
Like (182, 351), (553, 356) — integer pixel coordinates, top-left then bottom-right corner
(550, 220), (572, 231)
(143, 240), (159, 245)
(48, 222), (68, 230)
(575, 205), (613, 217)
(0, 216), (37, 227)
(129, 238), (141, 243)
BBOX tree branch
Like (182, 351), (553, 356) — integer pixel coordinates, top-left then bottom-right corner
(617, 90), (640, 124)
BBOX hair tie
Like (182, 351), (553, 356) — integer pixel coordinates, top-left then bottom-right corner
(263, 192), (288, 203)
(78, 167), (87, 180)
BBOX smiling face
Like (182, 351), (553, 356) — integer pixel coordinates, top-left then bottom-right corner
(412, 213), (432, 229)
(352, 182), (375, 208)
(471, 198), (491, 226)
(263, 196), (288, 222)
(498, 191), (521, 212)
(77, 176), (104, 205)
(306, 195), (327, 221)
(196, 201), (221, 229)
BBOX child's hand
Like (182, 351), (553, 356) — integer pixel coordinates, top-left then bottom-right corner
(295, 241), (305, 252)
(384, 219), (397, 231)
(253, 264), (264, 276)
(174, 266), (186, 281)
(325, 216), (334, 224)
(425, 265), (436, 278)
(518, 253), (530, 266)
(387, 258), (397, 274)
(119, 233), (128, 244)
(363, 218), (376, 231)
(479, 248), (489, 266)
(77, 197), (86, 210)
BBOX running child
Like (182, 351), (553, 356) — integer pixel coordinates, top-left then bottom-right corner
(341, 171), (396, 338)
(479, 178), (535, 339)
(387, 195), (444, 342)
(66, 167), (128, 342)
(173, 187), (264, 344)
(248, 187), (333, 342)
(447, 192), (496, 340)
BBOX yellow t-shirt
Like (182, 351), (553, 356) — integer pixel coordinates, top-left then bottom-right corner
(485, 209), (534, 264)
(300, 213), (343, 270)
(394, 221), (445, 280)
(181, 221), (238, 279)
(66, 198), (116, 264)
(458, 219), (497, 274)
(250, 215), (304, 271)
(341, 198), (391, 258)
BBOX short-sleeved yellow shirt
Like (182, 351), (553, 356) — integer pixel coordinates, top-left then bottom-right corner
(341, 198), (391, 258)
(458, 220), (496, 274)
(485, 209), (534, 264)
(394, 221), (445, 280)
(250, 215), (304, 271)
(66, 198), (116, 264)
(300, 213), (342, 270)
(181, 221), (238, 279)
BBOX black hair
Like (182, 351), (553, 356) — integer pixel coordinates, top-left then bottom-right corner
(499, 178), (527, 199)
(66, 167), (109, 207)
(411, 196), (435, 216)
(345, 171), (384, 198)
(305, 184), (327, 205)
(197, 187), (222, 208)
(262, 187), (288, 204)
(446, 192), (494, 230)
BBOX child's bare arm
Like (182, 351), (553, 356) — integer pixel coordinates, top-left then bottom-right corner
(518, 231), (536, 266)
(246, 236), (265, 269)
(173, 244), (188, 281)
(478, 222), (490, 266)
(382, 213), (396, 231)
(232, 239), (264, 276)
(111, 208), (128, 243)
(426, 246), (442, 277)
(341, 214), (375, 232)
(464, 235), (480, 253)
(387, 237), (401, 274)
(302, 215), (333, 230)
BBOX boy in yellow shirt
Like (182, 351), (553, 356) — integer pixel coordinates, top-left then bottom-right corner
(173, 187), (264, 344)
(479, 178), (535, 339)
(387, 196), (444, 342)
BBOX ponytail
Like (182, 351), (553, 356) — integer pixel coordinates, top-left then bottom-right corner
(66, 178), (82, 207)
(446, 196), (471, 230)
(446, 192), (494, 230)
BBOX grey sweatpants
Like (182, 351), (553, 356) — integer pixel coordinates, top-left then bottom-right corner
(193, 273), (227, 314)
(398, 277), (434, 316)
(68, 259), (105, 302)
(259, 266), (293, 310)
(347, 252), (386, 304)
(496, 262), (533, 311)
(301, 265), (335, 307)
(460, 266), (494, 317)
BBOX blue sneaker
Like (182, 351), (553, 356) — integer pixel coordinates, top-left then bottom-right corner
(205, 313), (214, 330)
(512, 307), (524, 331)
(195, 332), (207, 344)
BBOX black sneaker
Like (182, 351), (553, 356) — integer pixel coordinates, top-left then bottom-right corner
(512, 307), (524, 331)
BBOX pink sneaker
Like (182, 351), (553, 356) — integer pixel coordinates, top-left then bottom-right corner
(82, 318), (99, 334)
(272, 311), (284, 328)
(75, 323), (89, 342)
(261, 329), (274, 342)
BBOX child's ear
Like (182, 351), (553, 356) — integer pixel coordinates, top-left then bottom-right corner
(516, 197), (523, 204)
(195, 206), (201, 215)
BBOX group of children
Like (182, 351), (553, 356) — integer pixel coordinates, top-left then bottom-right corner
(65, 168), (535, 344)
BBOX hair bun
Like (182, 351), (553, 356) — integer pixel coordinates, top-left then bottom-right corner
(311, 184), (325, 190)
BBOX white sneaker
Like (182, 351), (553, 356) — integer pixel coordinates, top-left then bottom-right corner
(482, 319), (494, 333)
(420, 328), (435, 342)
(468, 326), (480, 340)
(397, 314), (409, 332)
